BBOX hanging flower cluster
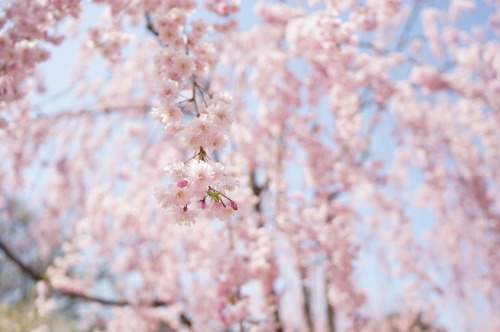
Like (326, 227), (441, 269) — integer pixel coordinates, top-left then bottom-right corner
(148, 1), (239, 224)
(155, 154), (238, 226)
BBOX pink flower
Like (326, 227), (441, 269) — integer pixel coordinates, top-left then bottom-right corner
(171, 53), (195, 79)
(153, 187), (169, 208)
(187, 160), (215, 188)
(177, 179), (188, 188)
(156, 20), (181, 46)
(156, 78), (179, 101)
(410, 66), (449, 92)
(168, 186), (190, 206)
(164, 162), (186, 180)
(211, 202), (234, 221)
(207, 131), (228, 152)
(206, 102), (232, 127)
(174, 208), (197, 226)
(151, 103), (183, 124)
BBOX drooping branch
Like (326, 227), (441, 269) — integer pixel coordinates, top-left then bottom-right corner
(33, 105), (151, 122)
(0, 239), (45, 282)
(0, 238), (192, 328)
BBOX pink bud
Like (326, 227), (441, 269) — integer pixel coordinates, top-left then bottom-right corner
(230, 202), (238, 211)
(177, 180), (188, 188)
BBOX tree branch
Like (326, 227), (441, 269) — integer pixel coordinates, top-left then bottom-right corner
(0, 238), (192, 328)
(249, 171), (267, 213)
(145, 12), (159, 37)
(326, 278), (336, 332)
(0, 239), (44, 282)
(33, 105), (150, 121)
(301, 267), (314, 332)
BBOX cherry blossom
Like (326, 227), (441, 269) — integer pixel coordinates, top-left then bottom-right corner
(0, 0), (499, 331)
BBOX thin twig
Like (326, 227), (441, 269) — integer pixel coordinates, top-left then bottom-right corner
(145, 12), (158, 37)
(33, 105), (150, 122)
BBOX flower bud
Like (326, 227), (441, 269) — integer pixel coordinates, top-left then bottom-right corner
(177, 180), (188, 188)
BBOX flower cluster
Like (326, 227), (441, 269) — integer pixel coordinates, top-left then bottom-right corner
(148, 2), (238, 224)
(155, 152), (238, 225)
(152, 87), (233, 152)
(0, 0), (78, 103)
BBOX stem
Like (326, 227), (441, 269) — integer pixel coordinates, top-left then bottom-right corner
(191, 81), (200, 116)
(145, 12), (159, 37)
(196, 83), (208, 107)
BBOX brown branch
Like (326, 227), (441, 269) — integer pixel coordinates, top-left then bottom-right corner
(325, 278), (336, 332)
(145, 12), (159, 37)
(249, 171), (267, 213)
(34, 105), (150, 121)
(0, 239), (44, 282)
(327, 300), (336, 332)
(0, 238), (192, 328)
(273, 301), (284, 332)
(56, 289), (130, 307)
(301, 267), (314, 332)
